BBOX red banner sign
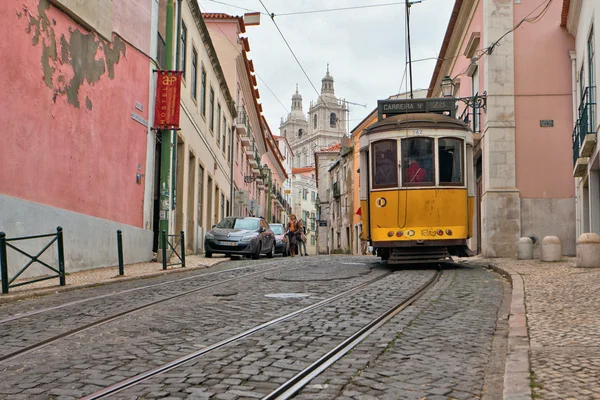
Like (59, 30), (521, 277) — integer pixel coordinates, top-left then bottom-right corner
(154, 71), (182, 130)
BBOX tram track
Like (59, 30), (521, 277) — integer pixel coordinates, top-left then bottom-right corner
(0, 261), (282, 324)
(79, 268), (442, 400)
(0, 261), (288, 363)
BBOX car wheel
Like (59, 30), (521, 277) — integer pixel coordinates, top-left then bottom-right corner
(282, 245), (288, 257)
(267, 244), (275, 258)
(205, 251), (212, 258)
(252, 242), (261, 260)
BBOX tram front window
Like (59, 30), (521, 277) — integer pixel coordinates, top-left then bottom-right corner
(439, 138), (464, 185)
(402, 138), (434, 186)
(372, 140), (398, 189)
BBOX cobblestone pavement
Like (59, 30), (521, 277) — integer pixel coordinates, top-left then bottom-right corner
(110, 267), (437, 399)
(0, 259), (285, 359)
(0, 254), (230, 303)
(291, 263), (509, 400)
(104, 264), (507, 400)
(0, 256), (400, 399)
(483, 257), (600, 400)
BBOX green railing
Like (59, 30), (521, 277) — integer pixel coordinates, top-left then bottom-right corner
(572, 86), (596, 165)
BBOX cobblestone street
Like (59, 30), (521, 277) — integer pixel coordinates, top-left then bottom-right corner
(0, 256), (508, 399)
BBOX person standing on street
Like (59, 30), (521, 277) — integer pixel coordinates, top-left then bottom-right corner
(287, 213), (299, 257)
(298, 220), (308, 256)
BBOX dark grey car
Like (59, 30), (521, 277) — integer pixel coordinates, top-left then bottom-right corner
(204, 216), (275, 259)
(269, 223), (289, 256)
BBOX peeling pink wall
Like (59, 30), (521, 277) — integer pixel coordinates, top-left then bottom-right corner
(514, 0), (575, 199)
(0, 0), (150, 227)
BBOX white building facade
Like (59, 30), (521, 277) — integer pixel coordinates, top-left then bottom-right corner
(566, 0), (600, 237)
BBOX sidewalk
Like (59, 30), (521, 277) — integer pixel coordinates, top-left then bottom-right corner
(0, 254), (230, 305)
(466, 256), (600, 400)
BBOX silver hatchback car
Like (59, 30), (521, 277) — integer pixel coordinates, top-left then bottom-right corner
(204, 216), (275, 259)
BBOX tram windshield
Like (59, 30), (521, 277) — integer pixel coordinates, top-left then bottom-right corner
(372, 140), (398, 189)
(402, 138), (434, 186)
(439, 138), (464, 185)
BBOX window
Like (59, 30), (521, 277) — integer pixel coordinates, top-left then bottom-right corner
(201, 67), (207, 115)
(209, 88), (215, 131)
(402, 137), (434, 186)
(438, 138), (464, 185)
(227, 125), (231, 162)
(222, 118), (227, 153)
(311, 191), (315, 202)
(298, 128), (303, 138)
(330, 113), (337, 128)
(372, 140), (398, 189)
(180, 21), (187, 77)
(311, 235), (315, 245)
(226, 200), (230, 217)
(471, 66), (480, 132)
(313, 114), (317, 128)
(221, 193), (225, 221)
(217, 103), (221, 143)
(191, 48), (197, 100)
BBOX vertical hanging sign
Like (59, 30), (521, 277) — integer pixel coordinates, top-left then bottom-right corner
(154, 70), (183, 130)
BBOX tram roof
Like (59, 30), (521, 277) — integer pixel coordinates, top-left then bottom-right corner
(361, 113), (469, 137)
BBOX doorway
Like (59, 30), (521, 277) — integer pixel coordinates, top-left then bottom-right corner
(187, 153), (196, 253)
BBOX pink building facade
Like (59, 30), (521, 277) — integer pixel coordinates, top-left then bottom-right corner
(0, 0), (156, 276)
(429, 0), (576, 257)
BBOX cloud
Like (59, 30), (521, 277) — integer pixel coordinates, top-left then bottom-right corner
(199, 0), (454, 134)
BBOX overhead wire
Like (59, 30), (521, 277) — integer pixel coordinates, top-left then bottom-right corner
(257, 0), (354, 157)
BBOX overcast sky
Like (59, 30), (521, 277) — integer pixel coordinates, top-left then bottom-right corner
(197, 0), (454, 135)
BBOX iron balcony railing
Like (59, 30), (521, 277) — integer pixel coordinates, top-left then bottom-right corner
(572, 86), (597, 165)
(332, 182), (340, 198)
(459, 103), (482, 133)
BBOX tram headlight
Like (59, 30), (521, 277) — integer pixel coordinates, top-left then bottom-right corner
(446, 229), (453, 236)
(396, 231), (403, 237)
(406, 230), (415, 237)
(387, 231), (394, 237)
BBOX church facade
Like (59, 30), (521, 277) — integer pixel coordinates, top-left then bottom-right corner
(279, 67), (348, 167)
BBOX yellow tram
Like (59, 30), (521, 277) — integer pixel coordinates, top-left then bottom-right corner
(359, 98), (475, 263)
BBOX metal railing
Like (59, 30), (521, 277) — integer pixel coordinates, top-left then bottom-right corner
(161, 230), (186, 270)
(459, 104), (481, 133)
(0, 227), (65, 294)
(572, 86), (597, 165)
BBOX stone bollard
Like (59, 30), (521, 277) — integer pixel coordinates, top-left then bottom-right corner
(541, 236), (562, 262)
(517, 237), (534, 260)
(576, 233), (600, 268)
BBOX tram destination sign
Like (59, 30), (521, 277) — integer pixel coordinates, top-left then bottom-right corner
(377, 97), (456, 120)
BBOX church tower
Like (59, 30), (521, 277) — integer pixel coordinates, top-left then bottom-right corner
(279, 66), (348, 168)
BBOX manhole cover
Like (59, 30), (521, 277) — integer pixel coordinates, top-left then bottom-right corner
(264, 293), (310, 299)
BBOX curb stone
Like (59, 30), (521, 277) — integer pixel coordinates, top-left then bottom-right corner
(468, 260), (532, 400)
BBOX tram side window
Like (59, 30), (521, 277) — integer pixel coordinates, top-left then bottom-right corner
(402, 138), (434, 186)
(372, 140), (398, 189)
(438, 138), (464, 185)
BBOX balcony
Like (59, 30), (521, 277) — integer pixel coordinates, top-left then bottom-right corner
(332, 182), (341, 199)
(252, 167), (261, 176)
(572, 87), (597, 178)
(236, 107), (250, 137)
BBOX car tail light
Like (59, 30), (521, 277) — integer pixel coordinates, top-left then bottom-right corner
(396, 231), (403, 237)
(437, 229), (444, 236)
(446, 229), (453, 235)
(387, 231), (394, 237)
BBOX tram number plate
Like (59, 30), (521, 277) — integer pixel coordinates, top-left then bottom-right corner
(218, 241), (236, 246)
(412, 129), (423, 135)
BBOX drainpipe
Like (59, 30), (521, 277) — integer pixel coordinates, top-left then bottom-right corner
(159, 0), (175, 245)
